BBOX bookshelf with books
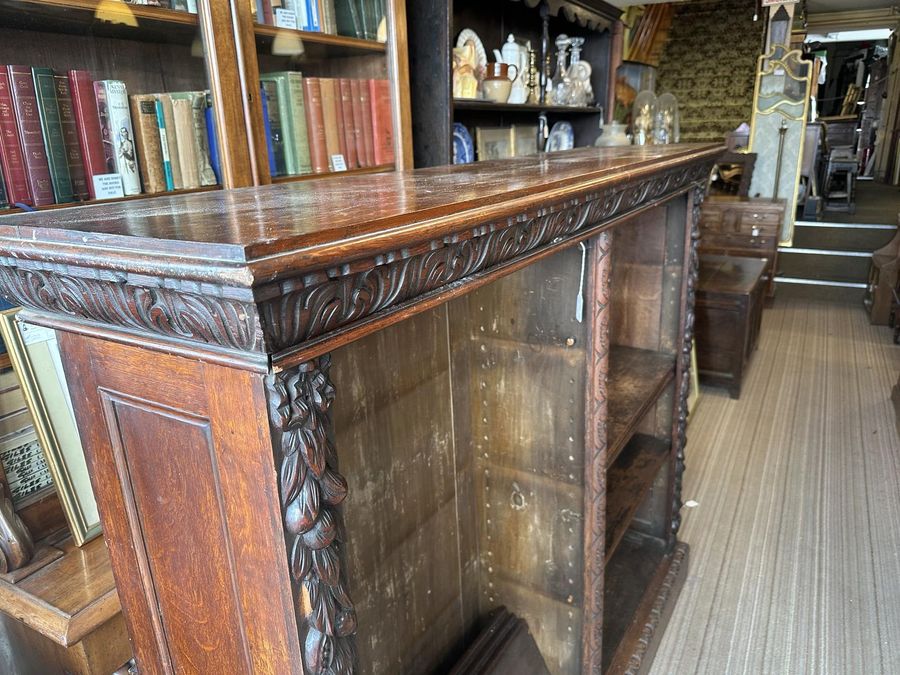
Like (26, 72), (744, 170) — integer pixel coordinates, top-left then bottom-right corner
(407, 0), (620, 167)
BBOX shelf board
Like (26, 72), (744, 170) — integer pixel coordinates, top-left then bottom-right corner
(607, 346), (676, 467)
(453, 99), (602, 115)
(0, 0), (200, 44)
(1, 185), (219, 218)
(254, 23), (386, 58)
(605, 434), (670, 565)
(271, 164), (395, 183)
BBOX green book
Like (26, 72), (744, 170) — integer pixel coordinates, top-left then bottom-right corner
(259, 72), (312, 176)
(32, 67), (74, 204)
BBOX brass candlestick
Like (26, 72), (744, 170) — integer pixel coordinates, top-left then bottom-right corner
(527, 47), (540, 104)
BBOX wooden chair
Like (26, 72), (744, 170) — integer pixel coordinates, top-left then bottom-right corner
(865, 221), (900, 325)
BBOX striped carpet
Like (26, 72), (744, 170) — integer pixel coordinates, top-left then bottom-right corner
(649, 292), (900, 674)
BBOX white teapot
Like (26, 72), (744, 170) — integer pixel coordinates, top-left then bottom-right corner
(492, 34), (528, 104)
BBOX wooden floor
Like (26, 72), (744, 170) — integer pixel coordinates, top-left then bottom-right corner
(650, 291), (900, 674)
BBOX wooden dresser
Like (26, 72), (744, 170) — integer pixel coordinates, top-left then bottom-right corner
(698, 196), (785, 298)
(0, 145), (721, 675)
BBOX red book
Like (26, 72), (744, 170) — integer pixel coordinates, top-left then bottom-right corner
(302, 77), (329, 174)
(352, 79), (374, 168)
(7, 65), (53, 206)
(338, 78), (358, 169)
(0, 69), (31, 206)
(68, 70), (106, 200)
(330, 79), (348, 164)
(53, 75), (89, 201)
(368, 79), (394, 166)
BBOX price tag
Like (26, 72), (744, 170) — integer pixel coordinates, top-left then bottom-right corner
(330, 155), (348, 172)
(275, 8), (298, 30)
(92, 173), (125, 200)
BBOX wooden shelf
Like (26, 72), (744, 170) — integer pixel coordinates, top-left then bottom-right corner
(0, 535), (119, 646)
(0, 0), (199, 44)
(271, 164), (395, 183)
(453, 99), (603, 115)
(607, 346), (676, 466)
(254, 23), (386, 59)
(605, 434), (670, 564)
(1, 185), (219, 218)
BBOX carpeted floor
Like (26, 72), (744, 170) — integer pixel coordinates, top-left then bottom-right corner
(825, 180), (900, 225)
(650, 291), (900, 674)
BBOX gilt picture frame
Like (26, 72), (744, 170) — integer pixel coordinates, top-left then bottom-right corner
(0, 309), (100, 545)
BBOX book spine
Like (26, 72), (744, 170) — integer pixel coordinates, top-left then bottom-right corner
(154, 98), (174, 190)
(338, 78), (357, 169)
(53, 74), (89, 200)
(331, 78), (347, 164)
(333, 0), (362, 39)
(0, 162), (7, 208)
(189, 92), (217, 186)
(32, 67), (74, 204)
(286, 73), (312, 174)
(260, 83), (277, 177)
(157, 94), (183, 189)
(259, 82), (286, 177)
(260, 74), (298, 175)
(129, 94), (166, 194)
(349, 78), (368, 167)
(319, 78), (341, 170)
(69, 70), (107, 200)
(96, 80), (141, 195)
(308, 0), (320, 31)
(8, 65), (54, 206)
(303, 77), (328, 174)
(369, 78), (394, 166)
(0, 70), (33, 206)
(205, 97), (220, 185)
(357, 78), (375, 167)
(171, 97), (199, 188)
(259, 0), (274, 24)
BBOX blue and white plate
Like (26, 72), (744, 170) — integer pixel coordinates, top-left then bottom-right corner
(453, 123), (474, 164)
(546, 121), (575, 153)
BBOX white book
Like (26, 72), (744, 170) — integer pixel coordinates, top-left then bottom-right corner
(95, 80), (142, 196)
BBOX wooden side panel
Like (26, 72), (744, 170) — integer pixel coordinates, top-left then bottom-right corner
(57, 334), (302, 675)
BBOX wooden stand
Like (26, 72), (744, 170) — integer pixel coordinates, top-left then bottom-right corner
(0, 145), (720, 674)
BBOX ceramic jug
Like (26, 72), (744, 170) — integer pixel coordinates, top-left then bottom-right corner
(497, 34), (527, 104)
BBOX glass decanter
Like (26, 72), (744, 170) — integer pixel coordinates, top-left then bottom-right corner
(565, 37), (593, 107)
(550, 34), (571, 105)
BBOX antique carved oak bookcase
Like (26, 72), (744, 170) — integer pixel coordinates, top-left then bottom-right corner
(0, 143), (719, 674)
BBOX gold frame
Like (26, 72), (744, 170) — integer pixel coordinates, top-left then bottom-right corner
(0, 309), (100, 545)
(475, 126), (514, 162)
(748, 45), (812, 246)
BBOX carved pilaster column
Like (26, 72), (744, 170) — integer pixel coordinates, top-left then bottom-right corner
(267, 356), (357, 675)
(582, 231), (612, 674)
(671, 186), (703, 538)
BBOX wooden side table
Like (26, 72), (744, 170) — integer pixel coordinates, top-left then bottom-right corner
(695, 255), (768, 399)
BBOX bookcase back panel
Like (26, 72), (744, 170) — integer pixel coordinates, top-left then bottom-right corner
(257, 53), (388, 81)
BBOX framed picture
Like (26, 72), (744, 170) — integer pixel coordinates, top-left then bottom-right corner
(511, 125), (539, 157)
(476, 126), (514, 161)
(0, 309), (100, 545)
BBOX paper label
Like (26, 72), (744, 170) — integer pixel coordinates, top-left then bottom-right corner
(19, 321), (55, 346)
(93, 173), (125, 200)
(330, 155), (348, 172)
(275, 8), (298, 30)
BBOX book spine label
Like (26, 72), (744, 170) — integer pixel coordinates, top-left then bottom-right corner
(98, 80), (141, 195)
(260, 81), (286, 176)
(261, 74), (298, 175)
(357, 78), (375, 167)
(369, 78), (394, 166)
(0, 70), (32, 205)
(129, 95), (166, 194)
(8, 65), (54, 206)
(154, 98), (174, 190)
(53, 75), (89, 200)
(338, 78), (357, 169)
(68, 70), (106, 200)
(302, 77), (328, 174)
(286, 72), (312, 174)
(33, 67), (75, 204)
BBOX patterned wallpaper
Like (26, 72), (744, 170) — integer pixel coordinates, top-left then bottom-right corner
(656, 0), (764, 143)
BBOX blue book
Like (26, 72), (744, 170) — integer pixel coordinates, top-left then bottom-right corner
(204, 100), (221, 185)
(260, 83), (277, 176)
(307, 0), (320, 31)
(154, 98), (175, 191)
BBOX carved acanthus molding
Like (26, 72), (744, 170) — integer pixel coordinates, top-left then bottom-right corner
(267, 356), (356, 674)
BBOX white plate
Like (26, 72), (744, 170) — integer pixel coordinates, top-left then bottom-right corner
(456, 28), (487, 86)
(546, 121), (575, 152)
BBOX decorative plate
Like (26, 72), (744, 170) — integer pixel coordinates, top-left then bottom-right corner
(546, 121), (575, 152)
(456, 28), (487, 85)
(453, 123), (475, 164)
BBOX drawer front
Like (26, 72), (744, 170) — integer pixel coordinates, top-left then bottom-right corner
(700, 233), (776, 251)
(738, 211), (781, 232)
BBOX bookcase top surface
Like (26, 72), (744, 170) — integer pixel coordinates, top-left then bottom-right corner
(0, 144), (722, 284)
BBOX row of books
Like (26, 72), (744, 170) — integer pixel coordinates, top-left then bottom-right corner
(253, 0), (385, 40)
(0, 66), (218, 209)
(261, 74), (394, 176)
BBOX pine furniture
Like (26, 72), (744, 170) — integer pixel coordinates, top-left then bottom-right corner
(0, 143), (720, 674)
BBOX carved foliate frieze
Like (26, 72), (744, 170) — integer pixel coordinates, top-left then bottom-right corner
(266, 356), (356, 675)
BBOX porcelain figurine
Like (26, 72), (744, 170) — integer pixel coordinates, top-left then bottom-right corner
(452, 44), (478, 99)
